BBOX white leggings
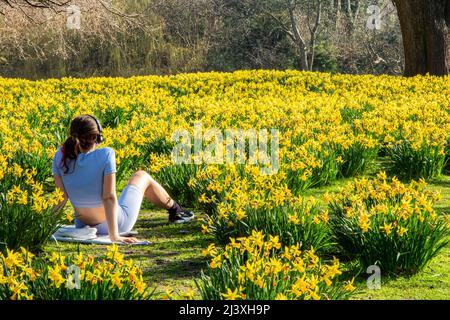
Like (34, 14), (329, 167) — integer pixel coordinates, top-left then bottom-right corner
(74, 184), (144, 235)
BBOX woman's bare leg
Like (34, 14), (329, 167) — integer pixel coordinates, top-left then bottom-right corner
(127, 170), (174, 209)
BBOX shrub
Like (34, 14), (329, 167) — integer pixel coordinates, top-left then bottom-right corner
(387, 140), (446, 181)
(153, 163), (202, 206)
(196, 164), (333, 252)
(0, 164), (66, 254)
(328, 172), (449, 275)
(334, 139), (378, 178)
(197, 231), (355, 300)
(284, 142), (339, 194)
(204, 196), (333, 253)
(0, 245), (152, 300)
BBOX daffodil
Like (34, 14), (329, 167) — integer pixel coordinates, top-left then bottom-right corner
(288, 214), (300, 225)
(344, 279), (356, 292)
(380, 222), (393, 236)
(221, 288), (240, 300)
(4, 249), (24, 269)
(397, 226), (408, 237)
(48, 265), (65, 288)
(202, 244), (218, 257)
(110, 272), (123, 289)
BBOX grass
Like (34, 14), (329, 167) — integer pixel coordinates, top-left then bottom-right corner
(43, 175), (450, 300)
(353, 245), (450, 300)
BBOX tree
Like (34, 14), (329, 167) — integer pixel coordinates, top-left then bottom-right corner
(208, 0), (298, 71)
(0, 0), (142, 19)
(288, 0), (322, 70)
(265, 0), (323, 71)
(0, 0), (182, 78)
(393, 0), (449, 76)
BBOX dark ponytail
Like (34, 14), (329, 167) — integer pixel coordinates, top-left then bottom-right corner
(60, 115), (101, 174)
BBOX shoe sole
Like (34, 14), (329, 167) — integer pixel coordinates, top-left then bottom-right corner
(169, 215), (195, 224)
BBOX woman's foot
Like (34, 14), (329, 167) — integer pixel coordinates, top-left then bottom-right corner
(167, 201), (194, 224)
(169, 210), (195, 224)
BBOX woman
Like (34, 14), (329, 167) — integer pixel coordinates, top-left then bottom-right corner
(52, 115), (194, 244)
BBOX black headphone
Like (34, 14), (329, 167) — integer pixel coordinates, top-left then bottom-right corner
(87, 114), (104, 144)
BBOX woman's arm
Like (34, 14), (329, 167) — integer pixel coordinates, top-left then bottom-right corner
(53, 175), (68, 213)
(102, 173), (119, 239)
(103, 173), (137, 243)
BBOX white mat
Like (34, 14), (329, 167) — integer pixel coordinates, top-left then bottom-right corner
(51, 225), (150, 245)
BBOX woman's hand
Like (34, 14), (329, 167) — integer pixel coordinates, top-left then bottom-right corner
(110, 235), (140, 244)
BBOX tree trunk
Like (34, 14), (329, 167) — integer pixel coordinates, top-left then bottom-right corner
(309, 0), (322, 70)
(288, 3), (309, 70)
(393, 0), (449, 76)
(335, 0), (341, 28)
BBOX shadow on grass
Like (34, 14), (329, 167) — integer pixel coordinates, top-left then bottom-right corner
(143, 255), (209, 282)
(429, 176), (450, 188)
(137, 224), (205, 240)
(429, 175), (450, 215)
(117, 210), (213, 284)
(123, 237), (212, 259)
(138, 219), (172, 228)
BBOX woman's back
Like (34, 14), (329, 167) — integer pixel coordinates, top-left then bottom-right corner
(52, 146), (116, 208)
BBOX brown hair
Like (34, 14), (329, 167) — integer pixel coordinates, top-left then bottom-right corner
(61, 115), (100, 174)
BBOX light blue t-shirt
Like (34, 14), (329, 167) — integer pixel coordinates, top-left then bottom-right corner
(52, 147), (117, 208)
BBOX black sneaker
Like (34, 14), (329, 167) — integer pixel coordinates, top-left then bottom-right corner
(169, 210), (195, 224)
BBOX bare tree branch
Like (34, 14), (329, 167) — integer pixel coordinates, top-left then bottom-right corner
(263, 9), (295, 41)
